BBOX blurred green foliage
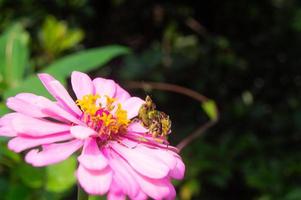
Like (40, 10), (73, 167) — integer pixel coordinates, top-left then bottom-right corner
(0, 0), (300, 200)
(39, 16), (84, 60)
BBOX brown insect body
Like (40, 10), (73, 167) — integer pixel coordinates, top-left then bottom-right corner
(137, 96), (171, 138)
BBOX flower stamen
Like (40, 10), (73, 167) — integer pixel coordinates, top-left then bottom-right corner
(76, 94), (129, 139)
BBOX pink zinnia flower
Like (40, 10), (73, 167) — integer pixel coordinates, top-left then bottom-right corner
(0, 71), (185, 200)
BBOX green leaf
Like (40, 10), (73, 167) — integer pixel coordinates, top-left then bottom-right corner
(44, 45), (129, 76)
(0, 142), (21, 163)
(201, 100), (218, 121)
(0, 102), (10, 115)
(89, 196), (106, 200)
(40, 16), (84, 56)
(0, 177), (8, 195)
(45, 156), (77, 193)
(0, 23), (29, 88)
(3, 74), (65, 100)
(5, 183), (31, 200)
(60, 30), (84, 52)
(17, 164), (45, 189)
(3, 45), (130, 99)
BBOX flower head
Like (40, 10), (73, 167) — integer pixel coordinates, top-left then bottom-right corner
(0, 71), (185, 200)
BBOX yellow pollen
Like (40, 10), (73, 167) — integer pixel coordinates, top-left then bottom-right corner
(115, 104), (130, 125)
(76, 94), (100, 116)
(76, 94), (129, 136)
(105, 95), (116, 111)
(100, 113), (114, 126)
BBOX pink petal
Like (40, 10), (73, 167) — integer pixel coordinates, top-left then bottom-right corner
(78, 138), (108, 171)
(25, 139), (83, 166)
(114, 83), (130, 102)
(142, 146), (177, 171)
(6, 96), (47, 118)
(14, 93), (51, 111)
(108, 192), (126, 200)
(8, 132), (73, 153)
(77, 165), (112, 195)
(12, 115), (70, 137)
(41, 100), (83, 125)
(48, 80), (82, 116)
(119, 154), (175, 200)
(127, 122), (148, 133)
(39, 73), (81, 116)
(132, 174), (172, 200)
(0, 113), (19, 126)
(0, 126), (16, 137)
(169, 155), (185, 180)
(7, 93), (82, 125)
(93, 78), (116, 97)
(15, 92), (42, 100)
(122, 139), (177, 170)
(71, 71), (94, 99)
(108, 151), (139, 198)
(166, 184), (176, 200)
(121, 97), (145, 119)
(132, 191), (147, 200)
(108, 181), (126, 200)
(112, 142), (169, 179)
(0, 113), (18, 137)
(38, 73), (55, 95)
(70, 126), (96, 139)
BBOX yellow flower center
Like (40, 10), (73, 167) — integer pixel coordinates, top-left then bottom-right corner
(76, 94), (129, 138)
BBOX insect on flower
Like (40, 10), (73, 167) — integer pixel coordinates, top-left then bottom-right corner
(138, 95), (172, 138)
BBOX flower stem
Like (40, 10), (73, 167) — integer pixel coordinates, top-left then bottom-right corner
(77, 184), (89, 200)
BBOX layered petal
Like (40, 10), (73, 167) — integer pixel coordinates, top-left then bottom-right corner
(12, 115), (70, 137)
(108, 151), (140, 198)
(121, 97), (144, 119)
(169, 155), (185, 180)
(108, 192), (126, 200)
(93, 78), (116, 97)
(77, 165), (112, 195)
(7, 93), (82, 125)
(47, 80), (82, 116)
(141, 146), (177, 171)
(71, 71), (94, 99)
(132, 190), (147, 200)
(41, 100), (83, 125)
(127, 122), (148, 133)
(25, 139), (83, 166)
(78, 138), (108, 171)
(122, 139), (177, 171)
(38, 73), (55, 95)
(112, 142), (170, 179)
(0, 126), (17, 137)
(8, 132), (73, 153)
(70, 125), (96, 139)
(6, 95), (47, 118)
(0, 113), (18, 137)
(108, 181), (126, 200)
(38, 73), (82, 116)
(132, 174), (173, 200)
(166, 183), (176, 200)
(114, 83), (130, 102)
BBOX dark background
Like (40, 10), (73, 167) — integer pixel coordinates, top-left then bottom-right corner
(0, 0), (300, 199)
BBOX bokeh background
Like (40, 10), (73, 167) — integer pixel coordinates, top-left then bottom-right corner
(0, 0), (300, 200)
